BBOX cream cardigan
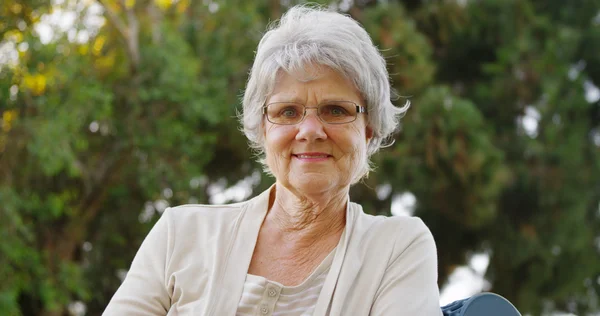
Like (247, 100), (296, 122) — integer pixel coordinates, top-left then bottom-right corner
(104, 187), (442, 315)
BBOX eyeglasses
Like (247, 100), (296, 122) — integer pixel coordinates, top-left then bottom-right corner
(263, 101), (367, 125)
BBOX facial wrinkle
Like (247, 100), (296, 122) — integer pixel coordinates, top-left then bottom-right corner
(270, 185), (347, 240)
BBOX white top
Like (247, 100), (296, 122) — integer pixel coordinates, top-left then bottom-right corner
(236, 249), (335, 316)
(104, 185), (442, 315)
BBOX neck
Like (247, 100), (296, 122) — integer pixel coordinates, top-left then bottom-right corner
(264, 183), (347, 247)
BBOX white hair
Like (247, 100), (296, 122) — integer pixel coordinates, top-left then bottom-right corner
(240, 4), (408, 180)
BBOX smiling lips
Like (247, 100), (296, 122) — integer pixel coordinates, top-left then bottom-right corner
(293, 152), (332, 161)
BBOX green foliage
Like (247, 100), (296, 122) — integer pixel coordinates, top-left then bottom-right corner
(398, 86), (509, 229)
(361, 2), (435, 93)
(1, 0), (599, 315)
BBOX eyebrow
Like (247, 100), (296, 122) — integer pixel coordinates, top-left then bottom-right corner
(267, 97), (360, 104)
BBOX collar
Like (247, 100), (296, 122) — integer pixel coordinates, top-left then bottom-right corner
(208, 184), (357, 316)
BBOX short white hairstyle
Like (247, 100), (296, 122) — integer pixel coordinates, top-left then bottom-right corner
(240, 4), (408, 180)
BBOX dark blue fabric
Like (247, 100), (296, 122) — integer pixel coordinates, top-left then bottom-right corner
(441, 293), (521, 316)
(441, 297), (470, 316)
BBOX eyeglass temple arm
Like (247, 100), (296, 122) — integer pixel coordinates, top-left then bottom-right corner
(262, 105), (367, 113)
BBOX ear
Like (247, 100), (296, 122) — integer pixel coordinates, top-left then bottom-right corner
(262, 112), (268, 138)
(365, 125), (373, 143)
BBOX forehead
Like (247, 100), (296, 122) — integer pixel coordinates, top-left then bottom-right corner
(268, 66), (362, 104)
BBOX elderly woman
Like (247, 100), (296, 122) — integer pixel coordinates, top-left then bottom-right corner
(104, 5), (442, 316)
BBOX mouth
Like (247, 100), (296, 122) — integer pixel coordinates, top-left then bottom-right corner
(292, 153), (332, 159)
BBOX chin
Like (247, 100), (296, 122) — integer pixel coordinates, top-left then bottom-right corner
(288, 173), (345, 195)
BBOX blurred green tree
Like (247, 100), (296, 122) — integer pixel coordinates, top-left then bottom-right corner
(0, 0), (598, 315)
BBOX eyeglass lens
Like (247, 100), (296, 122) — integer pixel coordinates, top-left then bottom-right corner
(266, 102), (358, 125)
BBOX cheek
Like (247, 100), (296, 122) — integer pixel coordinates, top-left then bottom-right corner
(338, 129), (369, 174)
(338, 125), (367, 155)
(264, 125), (295, 164)
(264, 124), (287, 150)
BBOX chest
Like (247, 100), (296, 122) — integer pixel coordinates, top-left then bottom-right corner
(247, 245), (326, 286)
(247, 236), (338, 286)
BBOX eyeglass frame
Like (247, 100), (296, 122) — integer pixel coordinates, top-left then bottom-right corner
(262, 100), (368, 125)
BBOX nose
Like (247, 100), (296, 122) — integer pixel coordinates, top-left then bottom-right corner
(295, 108), (327, 142)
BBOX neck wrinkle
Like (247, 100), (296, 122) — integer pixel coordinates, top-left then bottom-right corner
(266, 183), (347, 246)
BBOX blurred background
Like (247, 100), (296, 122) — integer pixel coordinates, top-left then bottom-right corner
(1, 0), (599, 315)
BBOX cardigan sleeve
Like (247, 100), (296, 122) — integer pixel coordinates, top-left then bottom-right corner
(103, 208), (174, 316)
(369, 219), (443, 316)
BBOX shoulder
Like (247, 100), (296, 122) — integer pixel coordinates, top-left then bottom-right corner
(168, 200), (247, 215)
(384, 215), (436, 260)
(148, 200), (254, 257)
(162, 200), (248, 227)
(352, 203), (431, 239)
(351, 203), (436, 258)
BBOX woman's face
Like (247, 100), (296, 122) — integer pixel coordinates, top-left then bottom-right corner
(263, 66), (372, 195)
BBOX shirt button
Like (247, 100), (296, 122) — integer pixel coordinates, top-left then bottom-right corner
(268, 289), (277, 297)
(260, 305), (269, 314)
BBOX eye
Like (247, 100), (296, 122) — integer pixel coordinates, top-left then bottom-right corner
(322, 104), (350, 116)
(330, 106), (346, 116)
(280, 107), (298, 117)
